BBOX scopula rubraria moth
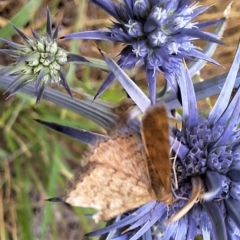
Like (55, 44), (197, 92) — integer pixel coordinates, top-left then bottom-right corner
(49, 104), (172, 223)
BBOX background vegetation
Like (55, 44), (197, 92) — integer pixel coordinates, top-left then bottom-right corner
(0, 0), (239, 239)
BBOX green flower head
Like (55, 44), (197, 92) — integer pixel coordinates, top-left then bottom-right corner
(0, 9), (88, 104)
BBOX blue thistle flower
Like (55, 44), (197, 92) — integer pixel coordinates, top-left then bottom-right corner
(0, 9), (89, 104)
(76, 41), (240, 239)
(62, 0), (224, 104)
(37, 40), (240, 239)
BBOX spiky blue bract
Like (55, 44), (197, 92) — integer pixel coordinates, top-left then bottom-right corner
(0, 8), (89, 104)
(39, 40), (240, 239)
(31, 41), (240, 238)
(63, 0), (223, 104)
(34, 119), (108, 144)
(83, 41), (240, 240)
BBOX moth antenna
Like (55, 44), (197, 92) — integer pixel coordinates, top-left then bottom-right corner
(166, 176), (202, 223)
(45, 197), (64, 202)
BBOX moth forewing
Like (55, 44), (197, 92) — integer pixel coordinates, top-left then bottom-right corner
(141, 105), (173, 204)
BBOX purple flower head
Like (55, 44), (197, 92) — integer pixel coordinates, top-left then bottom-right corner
(0, 8), (89, 104)
(62, 0), (224, 104)
(40, 40), (240, 239)
(79, 41), (240, 239)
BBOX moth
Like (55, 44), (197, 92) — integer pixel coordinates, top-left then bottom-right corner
(48, 104), (173, 223)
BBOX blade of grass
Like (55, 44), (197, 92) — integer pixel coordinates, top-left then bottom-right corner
(0, 0), (43, 44)
(14, 160), (34, 240)
(73, 207), (98, 240)
(67, 0), (87, 84)
(4, 129), (17, 152)
(0, 188), (6, 240)
(40, 142), (61, 240)
(8, 199), (18, 240)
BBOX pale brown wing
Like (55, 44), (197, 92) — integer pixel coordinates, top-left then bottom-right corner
(141, 105), (173, 204)
(65, 133), (156, 222)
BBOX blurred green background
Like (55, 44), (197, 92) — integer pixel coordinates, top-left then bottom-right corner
(0, 0), (238, 239)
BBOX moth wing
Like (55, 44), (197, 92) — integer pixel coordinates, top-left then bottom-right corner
(65, 163), (155, 222)
(141, 105), (173, 204)
(65, 134), (156, 222)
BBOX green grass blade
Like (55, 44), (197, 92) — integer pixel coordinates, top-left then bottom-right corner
(0, 0), (43, 43)
(14, 160), (34, 240)
(40, 142), (61, 240)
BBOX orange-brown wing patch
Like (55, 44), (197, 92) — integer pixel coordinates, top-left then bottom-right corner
(141, 105), (173, 204)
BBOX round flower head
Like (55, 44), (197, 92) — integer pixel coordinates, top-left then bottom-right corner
(78, 41), (240, 239)
(38, 41), (240, 239)
(62, 0), (223, 104)
(0, 9), (89, 104)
